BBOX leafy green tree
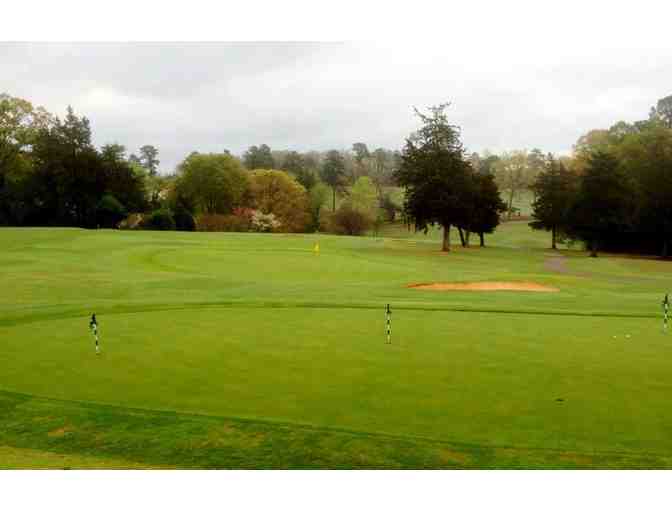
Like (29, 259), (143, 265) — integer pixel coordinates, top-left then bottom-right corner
(379, 192), (401, 222)
(617, 123), (672, 257)
(175, 152), (248, 214)
(649, 94), (672, 128)
(282, 151), (304, 173)
(0, 94), (51, 179)
(394, 103), (472, 252)
(0, 94), (53, 224)
(527, 148), (547, 176)
(248, 170), (310, 232)
(327, 204), (372, 236)
(281, 151), (316, 189)
(349, 176), (378, 217)
(478, 152), (500, 176)
(368, 148), (399, 196)
(352, 142), (370, 165)
(467, 172), (507, 247)
(29, 106), (101, 226)
(321, 150), (346, 212)
(142, 209), (175, 230)
(96, 194), (127, 228)
(243, 144), (274, 169)
(493, 150), (532, 219)
(139, 145), (160, 176)
(101, 143), (127, 163)
(348, 176), (381, 236)
(308, 182), (330, 232)
(530, 156), (577, 249)
(172, 202), (196, 231)
(567, 151), (634, 257)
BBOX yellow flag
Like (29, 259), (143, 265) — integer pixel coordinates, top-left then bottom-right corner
(314, 242), (320, 254)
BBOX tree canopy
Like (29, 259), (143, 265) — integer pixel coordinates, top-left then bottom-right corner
(394, 103), (474, 251)
(248, 169), (310, 232)
(174, 152), (248, 214)
(243, 144), (274, 169)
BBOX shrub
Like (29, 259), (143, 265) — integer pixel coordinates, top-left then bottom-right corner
(96, 194), (127, 228)
(196, 213), (250, 232)
(173, 205), (196, 231)
(379, 193), (401, 222)
(250, 210), (282, 232)
(118, 213), (144, 230)
(326, 205), (372, 236)
(141, 209), (176, 231)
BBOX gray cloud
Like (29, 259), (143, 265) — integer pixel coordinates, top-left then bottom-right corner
(1, 42), (671, 172)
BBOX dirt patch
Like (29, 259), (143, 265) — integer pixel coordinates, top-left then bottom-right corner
(544, 254), (569, 274)
(408, 281), (559, 292)
(439, 448), (472, 465)
(48, 426), (73, 438)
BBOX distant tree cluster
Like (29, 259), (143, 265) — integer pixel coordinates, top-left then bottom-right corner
(0, 94), (155, 228)
(530, 95), (672, 257)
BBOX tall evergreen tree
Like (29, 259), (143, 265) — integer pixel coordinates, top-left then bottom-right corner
(138, 145), (160, 176)
(394, 103), (471, 252)
(530, 156), (576, 249)
(567, 151), (633, 257)
(243, 144), (274, 169)
(320, 150), (346, 212)
(467, 172), (507, 247)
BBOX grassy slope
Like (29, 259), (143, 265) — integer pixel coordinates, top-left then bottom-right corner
(1, 224), (671, 468)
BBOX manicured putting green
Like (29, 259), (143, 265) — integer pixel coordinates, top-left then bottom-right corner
(1, 306), (667, 455)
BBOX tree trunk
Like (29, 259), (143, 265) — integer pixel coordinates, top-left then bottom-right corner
(332, 187), (336, 212)
(508, 191), (514, 220)
(479, 232), (485, 247)
(442, 224), (451, 252)
(457, 227), (466, 247)
(465, 230), (471, 247)
(552, 225), (557, 250)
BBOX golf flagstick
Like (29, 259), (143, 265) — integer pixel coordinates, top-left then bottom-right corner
(386, 304), (391, 344)
(663, 293), (669, 332)
(90, 313), (100, 354)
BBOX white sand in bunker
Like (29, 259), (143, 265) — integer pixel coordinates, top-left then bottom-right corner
(407, 281), (559, 292)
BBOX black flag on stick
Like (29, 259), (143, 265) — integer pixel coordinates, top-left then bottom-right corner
(664, 294), (669, 333)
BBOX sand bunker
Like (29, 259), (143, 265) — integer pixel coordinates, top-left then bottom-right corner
(407, 281), (559, 292)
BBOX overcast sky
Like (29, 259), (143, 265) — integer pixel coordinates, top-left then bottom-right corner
(2, 41), (671, 173)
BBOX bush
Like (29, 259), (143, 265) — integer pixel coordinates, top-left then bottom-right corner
(141, 209), (176, 231)
(196, 213), (250, 232)
(118, 213), (144, 230)
(250, 210), (281, 232)
(96, 194), (127, 228)
(379, 193), (401, 222)
(326, 205), (372, 236)
(173, 205), (196, 231)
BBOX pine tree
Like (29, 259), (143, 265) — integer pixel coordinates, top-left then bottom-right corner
(530, 155), (576, 249)
(394, 103), (472, 252)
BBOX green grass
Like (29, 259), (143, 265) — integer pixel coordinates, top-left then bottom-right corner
(1, 225), (671, 468)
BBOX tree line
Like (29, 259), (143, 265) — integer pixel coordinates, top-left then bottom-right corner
(6, 89), (668, 255)
(529, 95), (672, 257)
(0, 94), (157, 228)
(0, 93), (403, 235)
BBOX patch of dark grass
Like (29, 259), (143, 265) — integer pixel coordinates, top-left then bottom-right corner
(1, 390), (669, 469)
